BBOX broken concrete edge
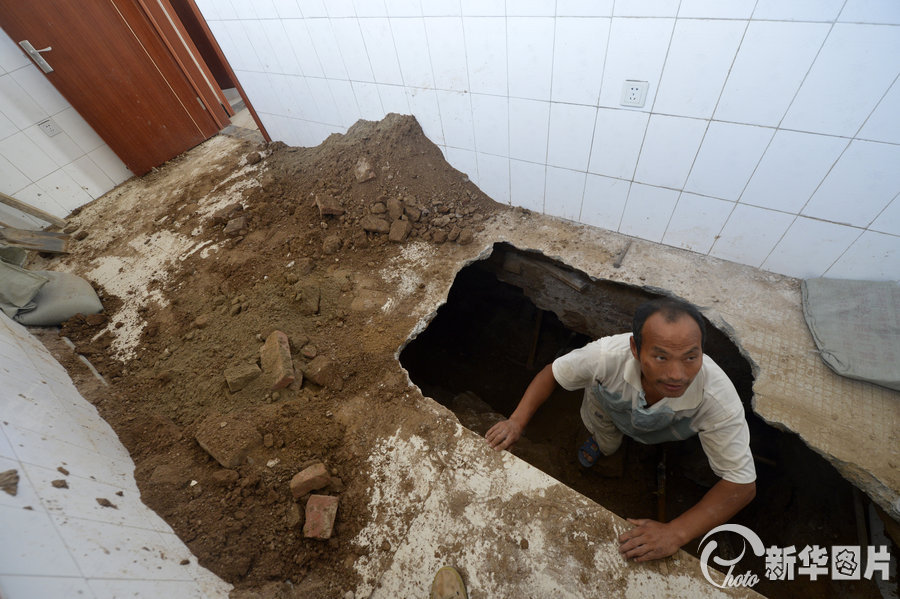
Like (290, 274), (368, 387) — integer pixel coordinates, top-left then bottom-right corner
(751, 405), (900, 522)
(350, 414), (759, 598)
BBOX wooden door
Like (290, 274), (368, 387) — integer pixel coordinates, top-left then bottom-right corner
(0, 0), (229, 176)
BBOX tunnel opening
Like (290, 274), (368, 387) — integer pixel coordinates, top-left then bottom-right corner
(400, 242), (888, 599)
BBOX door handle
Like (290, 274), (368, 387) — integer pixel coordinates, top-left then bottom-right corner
(19, 40), (53, 73)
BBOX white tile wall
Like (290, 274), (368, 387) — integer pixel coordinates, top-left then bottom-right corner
(740, 130), (848, 213)
(782, 24), (900, 137)
(200, 2), (900, 281)
(684, 121), (774, 201)
(714, 21), (830, 127)
(802, 140), (900, 227)
(0, 314), (231, 599)
(653, 19), (746, 119)
(662, 193), (734, 254)
(0, 30), (130, 226)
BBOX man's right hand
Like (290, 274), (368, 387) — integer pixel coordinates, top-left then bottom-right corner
(485, 419), (523, 451)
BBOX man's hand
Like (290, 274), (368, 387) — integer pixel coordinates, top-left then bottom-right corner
(618, 518), (683, 562)
(485, 419), (523, 451)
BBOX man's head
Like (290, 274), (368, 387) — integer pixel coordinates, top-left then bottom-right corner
(630, 298), (706, 402)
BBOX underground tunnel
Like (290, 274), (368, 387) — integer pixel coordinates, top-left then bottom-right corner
(399, 242), (888, 599)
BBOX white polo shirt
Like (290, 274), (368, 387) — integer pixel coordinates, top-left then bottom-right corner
(552, 333), (756, 485)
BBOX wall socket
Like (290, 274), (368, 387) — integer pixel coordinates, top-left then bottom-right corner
(38, 118), (62, 137)
(621, 80), (649, 108)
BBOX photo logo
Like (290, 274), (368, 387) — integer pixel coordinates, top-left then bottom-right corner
(699, 524), (765, 588)
(698, 524), (893, 587)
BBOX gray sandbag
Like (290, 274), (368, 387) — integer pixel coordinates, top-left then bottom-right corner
(801, 278), (900, 392)
(0, 259), (49, 318)
(13, 270), (103, 326)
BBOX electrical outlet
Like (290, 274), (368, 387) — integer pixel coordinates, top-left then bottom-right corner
(38, 118), (62, 137)
(621, 80), (649, 108)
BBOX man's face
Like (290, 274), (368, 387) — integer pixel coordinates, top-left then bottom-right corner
(630, 312), (703, 403)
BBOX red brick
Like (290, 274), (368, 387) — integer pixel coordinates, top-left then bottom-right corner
(303, 494), (339, 539)
(260, 330), (295, 390)
(290, 463), (330, 499)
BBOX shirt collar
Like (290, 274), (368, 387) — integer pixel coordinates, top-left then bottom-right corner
(624, 356), (705, 410)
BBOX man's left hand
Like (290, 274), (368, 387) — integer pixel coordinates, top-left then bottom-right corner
(617, 518), (682, 562)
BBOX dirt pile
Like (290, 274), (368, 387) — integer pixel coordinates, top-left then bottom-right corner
(37, 114), (500, 596)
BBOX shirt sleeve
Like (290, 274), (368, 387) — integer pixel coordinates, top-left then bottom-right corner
(551, 339), (605, 391)
(697, 396), (757, 484)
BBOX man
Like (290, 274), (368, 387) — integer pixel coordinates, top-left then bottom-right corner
(485, 297), (756, 562)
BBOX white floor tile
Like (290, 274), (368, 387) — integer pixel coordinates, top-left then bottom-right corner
(55, 517), (193, 581)
(0, 504), (81, 577)
(0, 575), (95, 599)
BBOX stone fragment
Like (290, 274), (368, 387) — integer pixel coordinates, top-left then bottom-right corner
(260, 330), (295, 390)
(360, 215), (390, 234)
(447, 226), (460, 242)
(432, 215), (451, 228)
(389, 219), (412, 243)
(354, 157), (375, 182)
(63, 223), (79, 234)
(263, 433), (274, 448)
(370, 202), (386, 214)
(74, 230), (89, 241)
(290, 463), (330, 499)
(195, 412), (262, 469)
(246, 151), (262, 165)
(457, 229), (475, 245)
(404, 205), (421, 222)
(224, 362), (261, 393)
(296, 285), (320, 315)
(322, 235), (342, 255)
(303, 494), (339, 539)
(224, 216), (247, 236)
(52, 479), (68, 489)
(96, 497), (118, 509)
(301, 344), (318, 359)
(316, 194), (345, 217)
(386, 197), (404, 221)
(192, 314), (209, 329)
(304, 356), (343, 390)
(432, 229), (448, 244)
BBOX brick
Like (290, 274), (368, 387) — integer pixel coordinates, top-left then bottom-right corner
(290, 463), (330, 499)
(223, 362), (261, 393)
(303, 494), (339, 539)
(260, 331), (295, 390)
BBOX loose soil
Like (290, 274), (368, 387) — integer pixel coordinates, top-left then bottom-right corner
(32, 115), (499, 597)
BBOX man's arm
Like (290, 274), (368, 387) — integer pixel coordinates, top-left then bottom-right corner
(485, 363), (558, 451)
(617, 478), (756, 561)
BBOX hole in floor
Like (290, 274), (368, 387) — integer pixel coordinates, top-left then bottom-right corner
(400, 243), (888, 599)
